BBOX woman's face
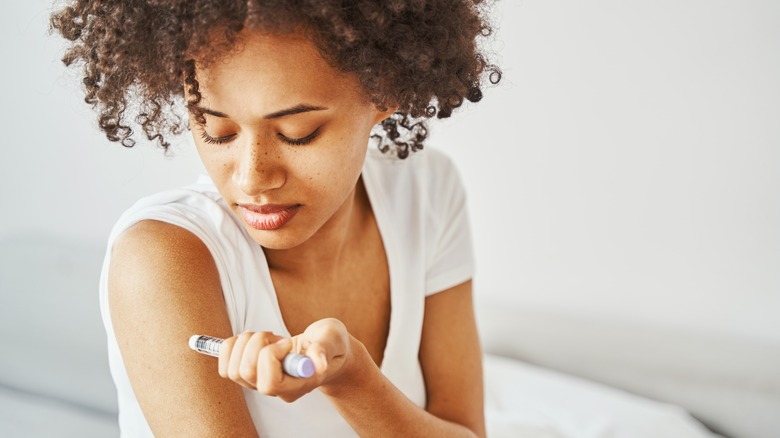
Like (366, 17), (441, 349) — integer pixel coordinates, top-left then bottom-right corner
(190, 30), (390, 250)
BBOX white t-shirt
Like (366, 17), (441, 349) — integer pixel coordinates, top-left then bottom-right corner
(99, 146), (475, 437)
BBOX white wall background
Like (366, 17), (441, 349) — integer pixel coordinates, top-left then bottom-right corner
(3, 1), (779, 345)
(0, 0), (206, 245)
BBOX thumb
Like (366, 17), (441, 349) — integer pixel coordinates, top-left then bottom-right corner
(303, 342), (330, 375)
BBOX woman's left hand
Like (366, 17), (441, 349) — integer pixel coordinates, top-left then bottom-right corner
(217, 318), (356, 402)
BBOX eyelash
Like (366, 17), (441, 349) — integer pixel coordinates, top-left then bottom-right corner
(198, 127), (321, 146)
(199, 130), (234, 145)
(279, 126), (321, 145)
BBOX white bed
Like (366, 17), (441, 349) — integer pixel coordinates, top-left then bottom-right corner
(1, 235), (774, 437)
(484, 354), (718, 438)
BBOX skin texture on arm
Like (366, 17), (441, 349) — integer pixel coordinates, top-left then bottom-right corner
(108, 220), (258, 437)
(317, 280), (485, 437)
(420, 280), (486, 436)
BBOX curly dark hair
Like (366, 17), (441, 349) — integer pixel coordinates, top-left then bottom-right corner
(50, 0), (501, 159)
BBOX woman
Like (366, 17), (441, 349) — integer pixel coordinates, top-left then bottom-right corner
(51, 1), (500, 436)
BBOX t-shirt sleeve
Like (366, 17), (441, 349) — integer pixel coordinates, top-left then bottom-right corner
(424, 151), (475, 296)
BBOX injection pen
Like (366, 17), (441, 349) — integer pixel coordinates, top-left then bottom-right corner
(188, 334), (315, 378)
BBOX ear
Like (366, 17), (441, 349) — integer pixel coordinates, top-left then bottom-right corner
(371, 104), (398, 125)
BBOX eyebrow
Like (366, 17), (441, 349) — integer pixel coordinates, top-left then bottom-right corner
(197, 104), (328, 120)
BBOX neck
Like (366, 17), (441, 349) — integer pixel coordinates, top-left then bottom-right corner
(263, 177), (370, 279)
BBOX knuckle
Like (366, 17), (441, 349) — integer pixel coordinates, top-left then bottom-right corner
(227, 367), (241, 382)
(239, 363), (256, 382)
(256, 381), (276, 396)
(252, 331), (273, 345)
(258, 346), (276, 361)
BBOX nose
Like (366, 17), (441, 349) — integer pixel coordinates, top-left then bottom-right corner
(232, 140), (286, 197)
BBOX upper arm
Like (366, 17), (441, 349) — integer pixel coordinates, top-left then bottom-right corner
(419, 280), (485, 437)
(108, 220), (258, 437)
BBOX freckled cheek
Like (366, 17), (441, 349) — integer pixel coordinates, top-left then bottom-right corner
(297, 154), (358, 198)
(296, 160), (331, 192)
(195, 148), (235, 186)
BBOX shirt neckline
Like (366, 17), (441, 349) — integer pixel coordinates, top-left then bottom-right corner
(256, 153), (400, 374)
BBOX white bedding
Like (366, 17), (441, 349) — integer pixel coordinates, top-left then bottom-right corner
(484, 354), (719, 438)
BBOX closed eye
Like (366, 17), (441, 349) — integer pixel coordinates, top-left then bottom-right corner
(278, 127), (321, 146)
(200, 130), (236, 145)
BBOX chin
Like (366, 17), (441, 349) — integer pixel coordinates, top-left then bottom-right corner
(244, 227), (312, 251)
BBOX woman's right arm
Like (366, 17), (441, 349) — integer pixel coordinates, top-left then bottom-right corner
(108, 220), (258, 437)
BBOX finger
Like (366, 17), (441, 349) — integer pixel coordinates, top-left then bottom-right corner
(299, 319), (352, 385)
(303, 342), (329, 376)
(227, 332), (255, 388)
(303, 318), (348, 355)
(218, 336), (237, 378)
(290, 334), (309, 355)
(238, 332), (284, 387)
(256, 338), (294, 395)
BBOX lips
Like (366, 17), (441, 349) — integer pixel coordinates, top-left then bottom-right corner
(237, 203), (301, 231)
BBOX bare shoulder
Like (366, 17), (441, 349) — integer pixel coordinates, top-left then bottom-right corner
(108, 220), (257, 437)
(109, 220), (223, 332)
(110, 219), (217, 291)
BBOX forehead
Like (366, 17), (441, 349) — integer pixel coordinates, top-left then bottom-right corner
(194, 30), (363, 117)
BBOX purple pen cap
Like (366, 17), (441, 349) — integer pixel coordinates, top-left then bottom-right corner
(283, 353), (315, 378)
